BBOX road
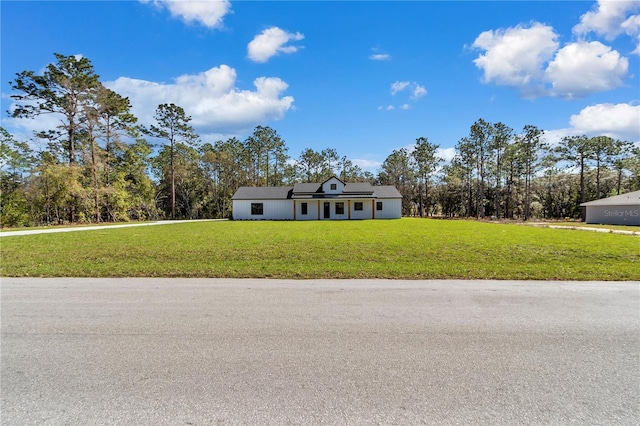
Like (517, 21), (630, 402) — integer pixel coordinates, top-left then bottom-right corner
(1, 278), (639, 425)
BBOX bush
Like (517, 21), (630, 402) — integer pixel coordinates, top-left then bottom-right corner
(0, 193), (31, 227)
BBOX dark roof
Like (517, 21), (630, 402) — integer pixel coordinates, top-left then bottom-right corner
(232, 186), (293, 200)
(580, 190), (640, 207)
(322, 176), (346, 186)
(343, 183), (375, 194)
(292, 183), (323, 194)
(291, 182), (377, 199)
(232, 178), (402, 200)
(373, 186), (402, 199)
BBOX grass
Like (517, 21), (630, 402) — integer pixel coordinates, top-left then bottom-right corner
(1, 218), (638, 280)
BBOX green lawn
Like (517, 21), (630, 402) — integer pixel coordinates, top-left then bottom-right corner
(1, 218), (638, 280)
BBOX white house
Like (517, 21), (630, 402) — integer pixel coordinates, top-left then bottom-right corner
(232, 176), (402, 220)
(580, 190), (640, 226)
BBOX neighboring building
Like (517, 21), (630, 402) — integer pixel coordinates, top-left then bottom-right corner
(580, 190), (640, 226)
(232, 176), (402, 220)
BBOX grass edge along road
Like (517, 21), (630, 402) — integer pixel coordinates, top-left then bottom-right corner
(1, 218), (638, 280)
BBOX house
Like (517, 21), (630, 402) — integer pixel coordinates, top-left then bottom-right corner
(232, 176), (402, 220)
(580, 190), (640, 226)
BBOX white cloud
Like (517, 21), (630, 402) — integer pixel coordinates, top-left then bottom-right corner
(1, 107), (62, 151)
(573, 0), (640, 55)
(472, 22), (559, 89)
(385, 82), (426, 110)
(5, 65), (295, 139)
(397, 143), (455, 166)
(632, 36), (640, 55)
(622, 13), (640, 35)
(573, 0), (640, 40)
(545, 41), (628, 98)
(247, 27), (304, 63)
(546, 103), (640, 144)
(352, 158), (381, 171)
(569, 103), (640, 141)
(369, 53), (390, 61)
(437, 147), (457, 163)
(378, 81), (427, 111)
(105, 65), (294, 135)
(390, 81), (410, 95)
(142, 0), (231, 29)
(411, 84), (427, 100)
(472, 19), (632, 97)
(390, 81), (427, 98)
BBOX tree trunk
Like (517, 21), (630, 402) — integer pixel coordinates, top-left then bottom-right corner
(90, 132), (100, 223)
(617, 169), (622, 195)
(425, 180), (429, 217)
(171, 141), (176, 220)
(596, 157), (601, 199)
(524, 162), (531, 221)
(419, 181), (424, 217)
(495, 153), (502, 219)
(580, 158), (586, 221)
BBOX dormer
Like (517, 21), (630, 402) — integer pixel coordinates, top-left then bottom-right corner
(321, 176), (345, 195)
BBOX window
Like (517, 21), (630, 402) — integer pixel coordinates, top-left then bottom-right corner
(354, 202), (363, 211)
(335, 202), (344, 215)
(301, 202), (308, 215)
(330, 183), (337, 190)
(376, 202), (383, 211)
(251, 203), (263, 215)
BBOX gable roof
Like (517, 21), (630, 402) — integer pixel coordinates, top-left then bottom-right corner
(232, 186), (293, 200)
(580, 190), (640, 207)
(373, 186), (403, 199)
(232, 178), (402, 201)
(322, 176), (346, 186)
(292, 181), (378, 198)
(344, 183), (375, 194)
(292, 183), (324, 195)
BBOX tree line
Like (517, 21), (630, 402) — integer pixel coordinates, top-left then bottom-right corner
(1, 53), (638, 227)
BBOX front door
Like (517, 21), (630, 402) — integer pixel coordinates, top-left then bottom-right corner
(324, 202), (331, 219)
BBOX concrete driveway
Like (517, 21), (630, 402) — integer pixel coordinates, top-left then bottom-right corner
(1, 278), (639, 425)
(0, 219), (224, 237)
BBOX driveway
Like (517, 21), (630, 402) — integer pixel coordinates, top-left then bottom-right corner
(0, 219), (224, 237)
(1, 278), (639, 425)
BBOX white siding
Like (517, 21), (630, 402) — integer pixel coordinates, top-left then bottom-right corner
(350, 200), (373, 220)
(296, 200), (320, 220)
(233, 197), (401, 220)
(374, 199), (402, 219)
(309, 200), (350, 220)
(330, 201), (349, 220)
(233, 200), (294, 220)
(322, 177), (345, 195)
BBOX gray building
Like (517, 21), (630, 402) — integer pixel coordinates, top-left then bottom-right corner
(580, 190), (640, 226)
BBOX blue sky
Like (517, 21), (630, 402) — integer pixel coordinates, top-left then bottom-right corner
(2, 0), (639, 171)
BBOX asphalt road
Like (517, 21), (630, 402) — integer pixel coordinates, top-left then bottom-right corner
(1, 278), (639, 425)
